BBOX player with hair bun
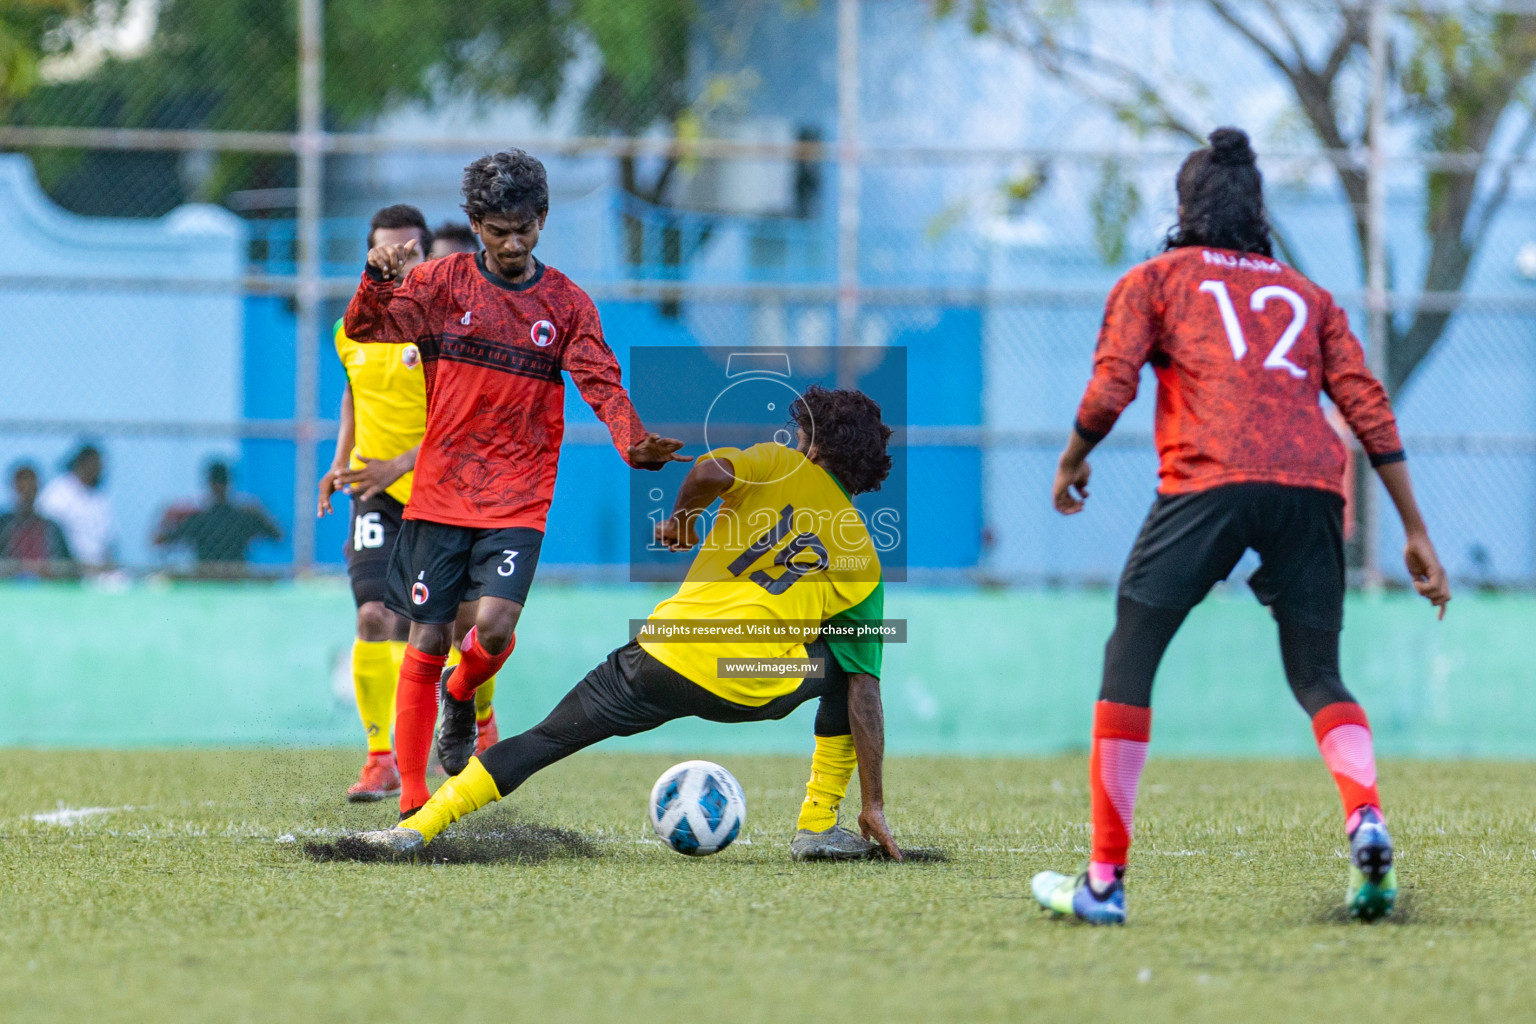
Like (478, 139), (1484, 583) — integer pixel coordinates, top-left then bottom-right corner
(343, 149), (689, 819)
(1032, 127), (1451, 925)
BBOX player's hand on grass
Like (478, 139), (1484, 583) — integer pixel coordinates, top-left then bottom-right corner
(1053, 456), (1091, 515)
(628, 433), (692, 470)
(366, 238), (419, 280)
(1405, 531), (1451, 620)
(859, 805), (902, 862)
(654, 512), (700, 552)
(317, 464), (346, 516)
(337, 454), (409, 500)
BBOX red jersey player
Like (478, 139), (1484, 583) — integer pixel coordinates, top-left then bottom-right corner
(1031, 128), (1450, 925)
(344, 149), (688, 817)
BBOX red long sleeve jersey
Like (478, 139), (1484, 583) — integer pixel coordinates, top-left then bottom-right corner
(1075, 246), (1404, 498)
(343, 253), (644, 529)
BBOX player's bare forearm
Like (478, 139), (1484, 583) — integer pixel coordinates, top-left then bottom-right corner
(318, 386), (356, 516)
(1374, 459), (1451, 616)
(654, 457), (733, 551)
(1053, 428), (1098, 515)
(1375, 459), (1425, 536)
(847, 671), (900, 861)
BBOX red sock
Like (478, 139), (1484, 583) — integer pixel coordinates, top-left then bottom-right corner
(395, 645), (447, 812)
(1312, 702), (1382, 827)
(446, 627), (515, 702)
(1089, 700), (1152, 867)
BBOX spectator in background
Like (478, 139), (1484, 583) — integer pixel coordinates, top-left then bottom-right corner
(155, 461), (282, 577)
(38, 443), (114, 570)
(429, 221), (479, 259)
(0, 463), (74, 576)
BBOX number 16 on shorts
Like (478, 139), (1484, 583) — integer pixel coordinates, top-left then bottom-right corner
(354, 511), (385, 551)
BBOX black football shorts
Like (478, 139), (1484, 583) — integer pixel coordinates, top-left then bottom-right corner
(344, 491), (406, 607)
(384, 519), (544, 624)
(1118, 482), (1346, 632)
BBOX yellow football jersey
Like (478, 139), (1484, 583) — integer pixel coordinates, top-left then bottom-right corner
(333, 320), (427, 505)
(640, 442), (885, 706)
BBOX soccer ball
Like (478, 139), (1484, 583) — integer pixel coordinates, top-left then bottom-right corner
(648, 760), (746, 856)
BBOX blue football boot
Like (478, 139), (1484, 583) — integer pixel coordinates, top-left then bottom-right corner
(1031, 868), (1127, 925)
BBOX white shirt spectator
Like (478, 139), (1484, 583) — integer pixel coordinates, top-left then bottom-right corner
(38, 472), (114, 566)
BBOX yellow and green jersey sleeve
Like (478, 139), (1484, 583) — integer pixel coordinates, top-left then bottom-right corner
(334, 320), (427, 506)
(639, 442), (884, 706)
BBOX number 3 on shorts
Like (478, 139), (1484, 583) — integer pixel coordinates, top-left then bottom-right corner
(353, 511), (384, 551)
(497, 549), (518, 577)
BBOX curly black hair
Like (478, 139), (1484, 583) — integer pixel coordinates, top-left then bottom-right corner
(461, 149), (549, 222)
(1164, 127), (1274, 258)
(367, 204), (430, 251)
(790, 385), (893, 496)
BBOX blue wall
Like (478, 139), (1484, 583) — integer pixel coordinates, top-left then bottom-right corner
(251, 293), (985, 570)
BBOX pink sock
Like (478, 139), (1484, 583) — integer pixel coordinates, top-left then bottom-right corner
(1088, 861), (1122, 892)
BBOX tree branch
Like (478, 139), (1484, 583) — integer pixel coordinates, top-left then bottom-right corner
(1469, 106), (1536, 252)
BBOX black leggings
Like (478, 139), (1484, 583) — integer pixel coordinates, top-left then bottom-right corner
(478, 641), (850, 797)
(1099, 595), (1354, 716)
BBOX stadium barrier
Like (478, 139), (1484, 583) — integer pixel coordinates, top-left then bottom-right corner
(3, 581), (1526, 757)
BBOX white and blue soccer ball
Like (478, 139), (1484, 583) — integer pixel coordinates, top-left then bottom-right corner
(649, 760), (746, 856)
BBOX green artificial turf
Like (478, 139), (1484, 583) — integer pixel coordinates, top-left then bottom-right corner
(1, 751), (1532, 1022)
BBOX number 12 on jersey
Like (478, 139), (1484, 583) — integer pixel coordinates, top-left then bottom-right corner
(1198, 279), (1309, 379)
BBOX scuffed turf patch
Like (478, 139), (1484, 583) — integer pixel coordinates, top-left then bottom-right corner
(890, 846), (948, 863)
(861, 843), (946, 863)
(301, 820), (600, 865)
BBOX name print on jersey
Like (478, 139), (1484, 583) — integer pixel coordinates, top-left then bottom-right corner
(1202, 249), (1281, 273)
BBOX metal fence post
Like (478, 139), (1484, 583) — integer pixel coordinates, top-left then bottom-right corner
(292, 0), (324, 574)
(835, 0), (861, 383)
(1364, 0), (1389, 587)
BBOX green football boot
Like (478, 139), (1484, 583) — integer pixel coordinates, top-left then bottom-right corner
(1347, 807), (1396, 922)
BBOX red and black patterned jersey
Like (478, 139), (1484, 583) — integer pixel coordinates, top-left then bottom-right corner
(343, 252), (645, 529)
(1075, 246), (1403, 498)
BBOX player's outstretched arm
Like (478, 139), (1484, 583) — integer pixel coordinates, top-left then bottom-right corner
(1052, 428), (1097, 515)
(654, 456), (734, 551)
(848, 672), (901, 861)
(1375, 460), (1451, 618)
(627, 432), (691, 469)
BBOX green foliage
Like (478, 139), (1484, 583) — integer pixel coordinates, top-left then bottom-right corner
(0, 0), (82, 107)
(1089, 157), (1140, 264)
(11, 0), (700, 204)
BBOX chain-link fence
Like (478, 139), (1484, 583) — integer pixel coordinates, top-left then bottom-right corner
(1, 0), (1534, 585)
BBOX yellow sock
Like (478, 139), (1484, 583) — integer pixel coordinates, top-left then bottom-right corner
(446, 646), (463, 669)
(475, 675), (497, 723)
(387, 640), (407, 678)
(796, 734), (856, 832)
(400, 757), (501, 842)
(353, 639), (397, 754)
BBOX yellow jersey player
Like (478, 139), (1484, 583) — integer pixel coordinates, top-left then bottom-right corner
(352, 385), (903, 862)
(318, 205), (431, 802)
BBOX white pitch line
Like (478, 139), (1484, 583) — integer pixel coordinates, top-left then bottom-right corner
(29, 804), (135, 826)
